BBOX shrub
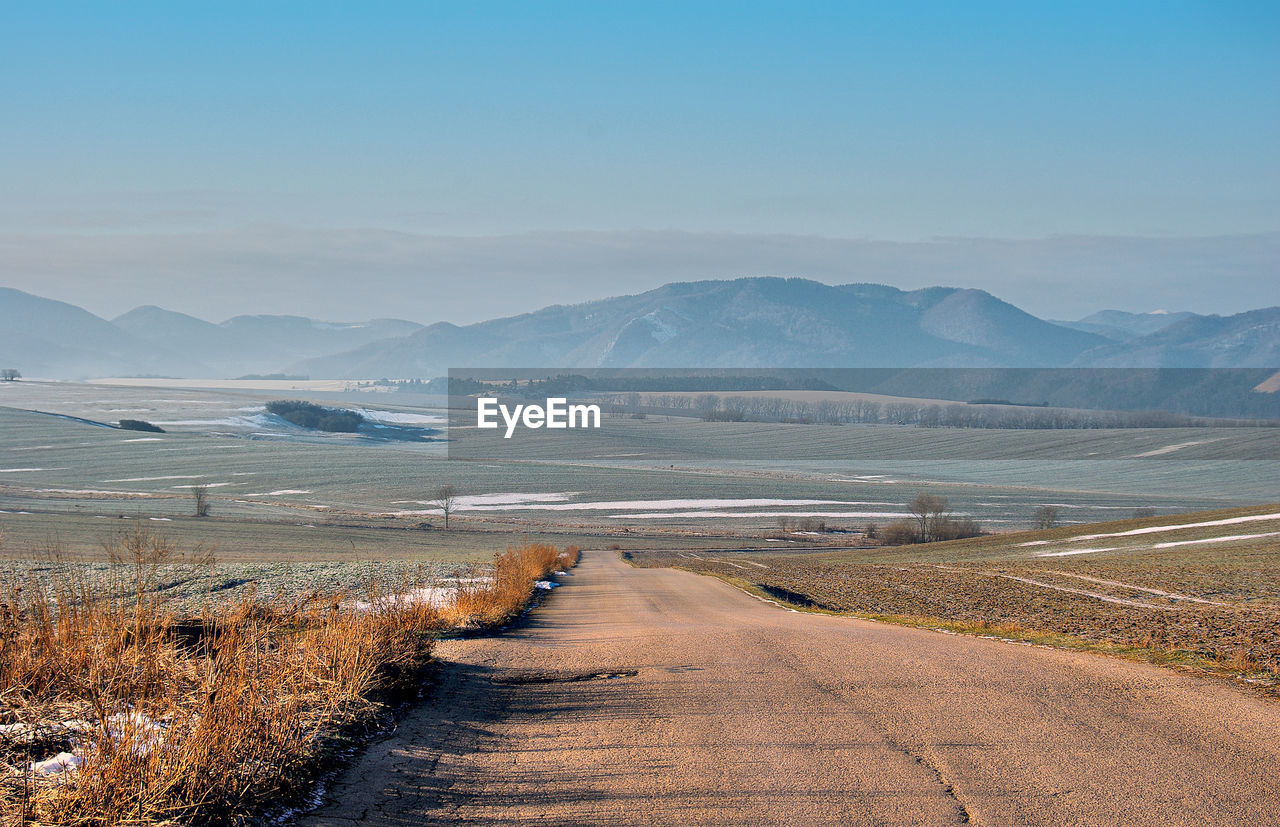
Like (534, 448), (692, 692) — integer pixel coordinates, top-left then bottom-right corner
(265, 400), (364, 433)
(118, 419), (165, 433)
(881, 520), (920, 545)
(931, 516), (984, 541)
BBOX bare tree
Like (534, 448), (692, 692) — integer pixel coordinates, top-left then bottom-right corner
(432, 484), (458, 529)
(1033, 505), (1060, 530)
(909, 492), (948, 543)
(191, 484), (211, 518)
(1, 369), (19, 381)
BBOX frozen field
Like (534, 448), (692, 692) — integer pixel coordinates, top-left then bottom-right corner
(2, 381), (1278, 563)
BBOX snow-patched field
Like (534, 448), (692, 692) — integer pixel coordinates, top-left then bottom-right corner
(387, 492), (912, 521)
(1028, 513), (1280, 557)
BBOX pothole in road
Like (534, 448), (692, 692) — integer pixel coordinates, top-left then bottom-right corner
(497, 669), (640, 685)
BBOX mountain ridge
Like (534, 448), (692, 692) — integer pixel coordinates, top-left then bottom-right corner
(1, 281), (1275, 379)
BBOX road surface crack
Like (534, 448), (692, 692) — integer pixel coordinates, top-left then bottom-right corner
(496, 668), (639, 684)
(886, 738), (974, 824)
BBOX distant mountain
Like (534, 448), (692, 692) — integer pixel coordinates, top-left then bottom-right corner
(292, 278), (1110, 377)
(0, 288), (423, 378)
(1053, 309), (1197, 341)
(1074, 307), (1280, 368)
(113, 307), (422, 376)
(3, 281), (1275, 380)
(0, 288), (197, 378)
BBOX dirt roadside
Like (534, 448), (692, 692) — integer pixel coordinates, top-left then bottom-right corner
(297, 550), (1280, 825)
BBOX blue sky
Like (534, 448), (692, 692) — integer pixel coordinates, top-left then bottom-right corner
(1, 2), (1276, 321)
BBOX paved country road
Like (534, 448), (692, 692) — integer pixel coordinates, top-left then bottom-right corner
(299, 551), (1280, 825)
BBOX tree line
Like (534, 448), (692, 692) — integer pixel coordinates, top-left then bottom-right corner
(598, 393), (1275, 429)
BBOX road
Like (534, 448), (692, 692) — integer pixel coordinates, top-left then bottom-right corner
(300, 550), (1280, 825)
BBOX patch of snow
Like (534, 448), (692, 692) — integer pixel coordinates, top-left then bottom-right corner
(243, 489), (312, 496)
(1130, 439), (1222, 458)
(105, 475), (205, 482)
(391, 492), (573, 507)
(1062, 513), (1280, 543)
(610, 510), (913, 519)
(534, 580), (558, 590)
(36, 488), (154, 496)
(1036, 547), (1124, 557)
(1150, 531), (1280, 549)
(0, 468), (49, 473)
(831, 477), (901, 484)
(356, 408), (446, 426)
(641, 311), (679, 343)
(121, 437), (165, 442)
(354, 586), (457, 612)
(149, 517), (172, 522)
(171, 482), (236, 489)
(470, 497), (901, 513)
(31, 752), (82, 776)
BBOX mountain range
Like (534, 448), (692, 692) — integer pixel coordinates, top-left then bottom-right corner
(1, 279), (1276, 380)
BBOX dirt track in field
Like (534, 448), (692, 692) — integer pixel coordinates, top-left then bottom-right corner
(299, 550), (1280, 825)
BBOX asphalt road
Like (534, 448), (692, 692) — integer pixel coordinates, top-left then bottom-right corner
(300, 550), (1280, 825)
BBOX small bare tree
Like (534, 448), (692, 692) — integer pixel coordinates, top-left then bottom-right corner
(910, 492), (948, 543)
(432, 484), (457, 529)
(1033, 505), (1060, 530)
(1, 369), (19, 381)
(191, 484), (211, 518)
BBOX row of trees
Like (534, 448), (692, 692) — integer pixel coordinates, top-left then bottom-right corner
(598, 392), (1267, 429)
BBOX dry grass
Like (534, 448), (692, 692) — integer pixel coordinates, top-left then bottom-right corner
(442, 544), (580, 627)
(0, 530), (580, 825)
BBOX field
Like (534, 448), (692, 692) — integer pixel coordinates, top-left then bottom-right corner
(4, 380), (1276, 532)
(3, 380), (1278, 673)
(630, 503), (1280, 692)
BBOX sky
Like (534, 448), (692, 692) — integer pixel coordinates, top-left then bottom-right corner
(1, 1), (1276, 323)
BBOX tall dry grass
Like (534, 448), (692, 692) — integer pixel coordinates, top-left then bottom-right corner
(442, 544), (580, 627)
(0, 530), (579, 825)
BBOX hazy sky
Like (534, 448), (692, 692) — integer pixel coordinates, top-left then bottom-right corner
(1, 2), (1276, 322)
